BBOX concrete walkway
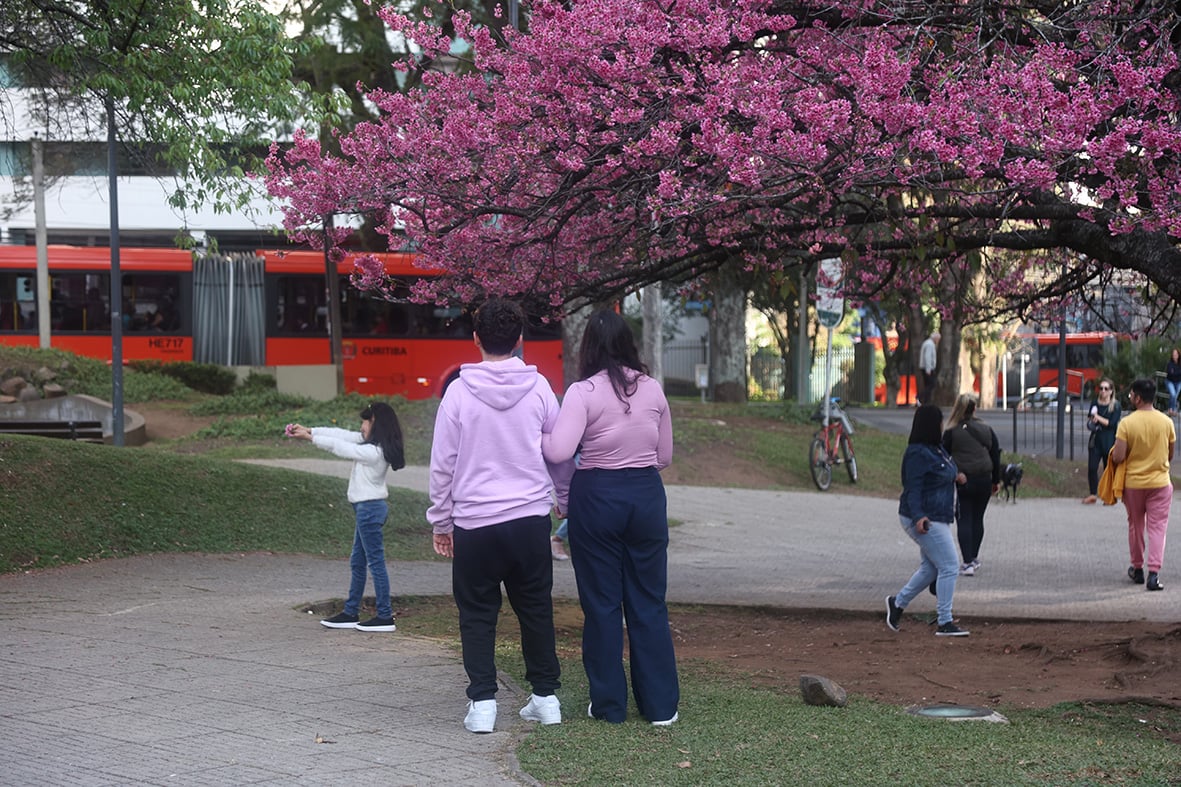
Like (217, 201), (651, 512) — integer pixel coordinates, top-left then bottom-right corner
(2, 460), (1177, 785)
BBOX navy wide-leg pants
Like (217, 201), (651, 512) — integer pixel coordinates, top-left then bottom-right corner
(568, 467), (679, 724)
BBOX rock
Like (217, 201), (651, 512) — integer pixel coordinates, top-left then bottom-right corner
(0, 395), (16, 404)
(0, 376), (28, 397)
(42, 383), (67, 398)
(17, 385), (41, 402)
(34, 366), (56, 383)
(799, 674), (847, 707)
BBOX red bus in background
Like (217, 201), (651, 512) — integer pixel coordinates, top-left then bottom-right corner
(0, 245), (563, 400)
(0, 245), (193, 362)
(996, 332), (1119, 403)
(262, 250), (564, 399)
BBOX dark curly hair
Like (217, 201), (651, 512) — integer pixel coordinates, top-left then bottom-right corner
(473, 298), (525, 356)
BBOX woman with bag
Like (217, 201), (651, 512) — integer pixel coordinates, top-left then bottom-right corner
(942, 394), (1001, 577)
(1083, 377), (1121, 505)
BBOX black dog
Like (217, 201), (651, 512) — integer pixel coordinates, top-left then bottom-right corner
(1000, 462), (1023, 503)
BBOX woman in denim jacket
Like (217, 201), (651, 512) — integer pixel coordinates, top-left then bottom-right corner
(885, 404), (970, 637)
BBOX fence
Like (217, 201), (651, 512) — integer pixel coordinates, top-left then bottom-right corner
(663, 342), (857, 403)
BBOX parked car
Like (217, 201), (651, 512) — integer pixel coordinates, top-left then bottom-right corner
(1017, 387), (1074, 412)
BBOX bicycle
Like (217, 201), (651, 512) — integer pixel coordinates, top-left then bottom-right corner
(808, 398), (858, 491)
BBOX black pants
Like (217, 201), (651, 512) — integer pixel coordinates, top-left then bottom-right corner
(956, 473), (993, 565)
(452, 515), (560, 701)
(919, 370), (935, 404)
(1087, 441), (1108, 495)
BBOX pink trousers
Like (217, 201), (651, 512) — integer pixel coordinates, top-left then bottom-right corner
(1122, 485), (1172, 572)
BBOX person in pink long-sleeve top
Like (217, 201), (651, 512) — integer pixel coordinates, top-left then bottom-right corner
(427, 298), (572, 734)
(542, 309), (679, 726)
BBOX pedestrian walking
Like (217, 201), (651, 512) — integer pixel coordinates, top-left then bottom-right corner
(918, 330), (939, 405)
(1111, 378), (1174, 591)
(1083, 377), (1121, 505)
(886, 404), (970, 636)
(942, 394), (1000, 576)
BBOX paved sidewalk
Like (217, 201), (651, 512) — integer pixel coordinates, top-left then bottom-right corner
(2, 460), (1177, 785)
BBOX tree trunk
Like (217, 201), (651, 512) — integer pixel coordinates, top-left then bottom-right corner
(640, 283), (664, 385)
(561, 306), (593, 389)
(709, 272), (748, 403)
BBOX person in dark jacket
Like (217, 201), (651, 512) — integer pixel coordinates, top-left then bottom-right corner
(942, 394), (1001, 576)
(1083, 377), (1121, 504)
(1165, 348), (1181, 415)
(885, 404), (970, 637)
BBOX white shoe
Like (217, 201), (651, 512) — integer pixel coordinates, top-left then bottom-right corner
(960, 563), (975, 576)
(651, 711), (678, 726)
(464, 699), (497, 733)
(550, 537), (570, 561)
(519, 693), (562, 724)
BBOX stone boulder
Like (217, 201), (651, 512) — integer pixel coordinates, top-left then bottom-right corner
(1, 376), (28, 398)
(799, 674), (847, 707)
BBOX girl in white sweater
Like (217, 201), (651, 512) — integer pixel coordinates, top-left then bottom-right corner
(288, 402), (405, 631)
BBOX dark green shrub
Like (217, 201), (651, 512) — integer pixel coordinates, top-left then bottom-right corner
(240, 371), (277, 392)
(129, 360), (237, 395)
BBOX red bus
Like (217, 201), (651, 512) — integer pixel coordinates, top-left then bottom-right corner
(0, 245), (193, 362)
(996, 332), (1119, 402)
(262, 250), (564, 398)
(0, 245), (564, 400)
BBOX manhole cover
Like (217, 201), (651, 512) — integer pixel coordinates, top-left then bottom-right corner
(906, 704), (1009, 723)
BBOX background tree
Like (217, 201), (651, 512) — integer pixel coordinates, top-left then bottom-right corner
(2, 0), (307, 440)
(1, 0), (306, 213)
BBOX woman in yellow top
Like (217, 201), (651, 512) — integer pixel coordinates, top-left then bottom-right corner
(1111, 378), (1175, 592)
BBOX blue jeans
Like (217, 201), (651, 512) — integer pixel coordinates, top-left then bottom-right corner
(893, 516), (959, 626)
(1167, 380), (1181, 412)
(345, 500), (391, 619)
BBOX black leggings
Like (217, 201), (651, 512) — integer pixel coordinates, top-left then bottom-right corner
(956, 473), (993, 564)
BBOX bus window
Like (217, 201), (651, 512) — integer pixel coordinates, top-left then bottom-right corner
(122, 274), (181, 333)
(273, 276), (327, 334)
(51, 272), (109, 332)
(0, 273), (36, 331)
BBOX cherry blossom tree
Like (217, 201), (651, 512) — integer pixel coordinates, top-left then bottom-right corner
(265, 0), (1181, 326)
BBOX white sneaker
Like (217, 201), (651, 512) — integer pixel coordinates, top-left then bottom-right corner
(464, 699), (497, 733)
(519, 693), (562, 724)
(960, 563), (975, 576)
(550, 537), (570, 561)
(651, 711), (678, 726)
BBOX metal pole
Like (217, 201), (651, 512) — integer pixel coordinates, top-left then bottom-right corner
(323, 216), (345, 396)
(32, 135), (50, 348)
(1056, 302), (1066, 459)
(509, 0), (519, 30)
(107, 96), (125, 447)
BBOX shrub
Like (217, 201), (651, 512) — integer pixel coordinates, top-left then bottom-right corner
(129, 360), (237, 395)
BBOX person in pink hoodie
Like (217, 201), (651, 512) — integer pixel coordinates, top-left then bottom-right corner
(542, 309), (679, 726)
(427, 298), (572, 734)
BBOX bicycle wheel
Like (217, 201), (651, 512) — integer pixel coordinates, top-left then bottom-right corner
(809, 436), (832, 491)
(839, 432), (858, 483)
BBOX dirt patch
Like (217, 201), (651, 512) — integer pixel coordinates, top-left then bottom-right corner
(660, 606), (1181, 714)
(128, 401), (218, 443)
